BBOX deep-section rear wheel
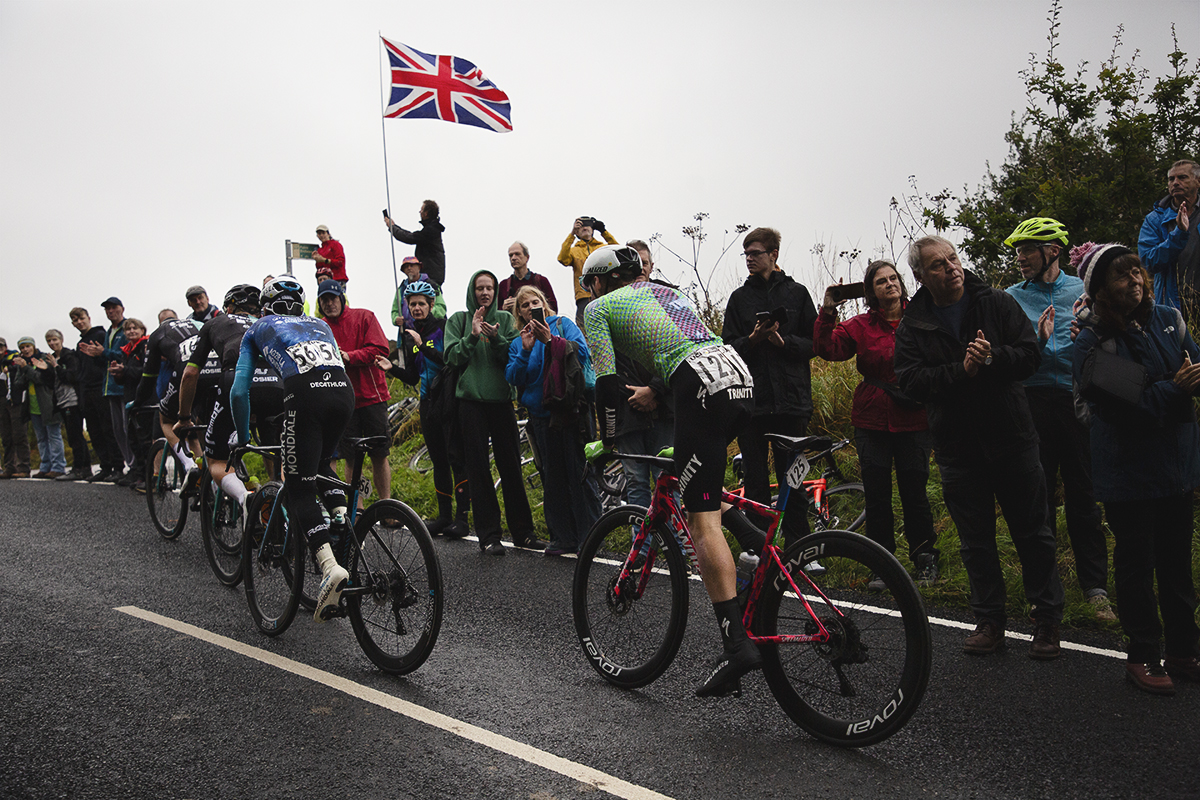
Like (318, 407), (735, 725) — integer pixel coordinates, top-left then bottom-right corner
(753, 530), (931, 747)
(346, 499), (443, 674)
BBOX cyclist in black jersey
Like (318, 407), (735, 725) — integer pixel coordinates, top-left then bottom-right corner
(176, 285), (282, 510)
(581, 245), (759, 698)
(231, 278), (355, 623)
(133, 315), (216, 480)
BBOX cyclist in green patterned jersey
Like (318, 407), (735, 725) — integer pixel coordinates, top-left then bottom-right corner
(582, 245), (761, 699)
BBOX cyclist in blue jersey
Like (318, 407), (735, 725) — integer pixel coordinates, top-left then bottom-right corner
(231, 277), (356, 623)
(581, 244), (759, 697)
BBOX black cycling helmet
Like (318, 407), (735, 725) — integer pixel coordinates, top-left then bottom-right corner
(224, 284), (261, 313)
(261, 277), (305, 316)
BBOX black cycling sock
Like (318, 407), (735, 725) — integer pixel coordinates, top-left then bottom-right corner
(722, 507), (767, 555)
(713, 597), (748, 651)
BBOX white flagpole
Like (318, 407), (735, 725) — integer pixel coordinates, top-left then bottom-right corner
(379, 34), (399, 295)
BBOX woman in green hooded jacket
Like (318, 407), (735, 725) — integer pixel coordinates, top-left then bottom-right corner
(444, 270), (538, 554)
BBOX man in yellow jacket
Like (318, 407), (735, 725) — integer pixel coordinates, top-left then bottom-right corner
(559, 215), (618, 326)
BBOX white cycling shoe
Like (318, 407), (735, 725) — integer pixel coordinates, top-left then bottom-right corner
(314, 564), (349, 623)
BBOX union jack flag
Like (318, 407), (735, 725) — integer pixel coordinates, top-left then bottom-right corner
(382, 37), (512, 133)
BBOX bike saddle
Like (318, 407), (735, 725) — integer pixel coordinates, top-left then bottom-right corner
(763, 433), (834, 453)
(348, 435), (390, 453)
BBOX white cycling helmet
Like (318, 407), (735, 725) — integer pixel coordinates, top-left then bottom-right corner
(581, 244), (643, 288)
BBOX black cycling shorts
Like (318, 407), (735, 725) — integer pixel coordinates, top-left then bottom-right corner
(281, 370), (355, 554)
(669, 351), (753, 512)
(159, 379), (215, 437)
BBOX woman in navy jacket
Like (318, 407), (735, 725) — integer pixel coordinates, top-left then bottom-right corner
(1072, 242), (1200, 695)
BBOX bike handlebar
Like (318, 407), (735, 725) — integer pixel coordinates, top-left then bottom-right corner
(229, 443), (282, 484)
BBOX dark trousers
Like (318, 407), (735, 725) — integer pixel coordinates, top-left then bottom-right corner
(419, 398), (469, 521)
(0, 399), (30, 473)
(938, 444), (1065, 627)
(1105, 493), (1200, 663)
(738, 413), (810, 547)
(1026, 387), (1109, 594)
(528, 415), (601, 551)
(108, 394), (133, 467)
(61, 405), (90, 473)
(854, 427), (937, 559)
(82, 387), (121, 472)
(458, 400), (533, 548)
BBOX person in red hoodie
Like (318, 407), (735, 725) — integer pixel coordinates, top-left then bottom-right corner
(316, 280), (392, 508)
(813, 260), (939, 587)
(314, 224), (348, 289)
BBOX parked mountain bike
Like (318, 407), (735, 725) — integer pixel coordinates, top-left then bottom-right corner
(573, 434), (931, 747)
(231, 435), (443, 675)
(409, 417), (544, 494)
(387, 395), (421, 446)
(730, 438), (866, 532)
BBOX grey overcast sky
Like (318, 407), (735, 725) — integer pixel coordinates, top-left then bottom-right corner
(1, 0), (1196, 346)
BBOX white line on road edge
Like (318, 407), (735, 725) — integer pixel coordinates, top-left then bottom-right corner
(115, 605), (673, 800)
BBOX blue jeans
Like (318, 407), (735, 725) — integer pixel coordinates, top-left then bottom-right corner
(528, 415), (601, 552)
(31, 414), (67, 473)
(615, 420), (674, 509)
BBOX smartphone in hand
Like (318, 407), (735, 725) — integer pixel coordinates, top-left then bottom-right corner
(829, 283), (866, 302)
(531, 307), (546, 325)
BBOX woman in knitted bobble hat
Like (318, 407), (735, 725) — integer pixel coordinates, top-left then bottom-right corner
(1071, 242), (1200, 695)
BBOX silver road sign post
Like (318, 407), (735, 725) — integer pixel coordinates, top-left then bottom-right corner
(285, 240), (319, 276)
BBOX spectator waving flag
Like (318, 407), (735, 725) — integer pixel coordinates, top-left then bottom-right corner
(382, 37), (512, 133)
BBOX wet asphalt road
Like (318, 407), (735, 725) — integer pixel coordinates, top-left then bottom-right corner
(2, 477), (1199, 800)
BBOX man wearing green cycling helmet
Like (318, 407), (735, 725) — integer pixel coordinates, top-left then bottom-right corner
(1004, 218), (1114, 622)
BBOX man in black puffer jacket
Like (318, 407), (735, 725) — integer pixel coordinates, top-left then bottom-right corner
(895, 235), (1064, 661)
(721, 226), (818, 546)
(385, 199), (446, 286)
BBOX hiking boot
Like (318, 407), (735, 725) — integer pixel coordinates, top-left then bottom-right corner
(443, 520), (470, 539)
(483, 541), (506, 556)
(31, 471), (52, 479)
(86, 468), (112, 483)
(1088, 594), (1117, 622)
(914, 553), (940, 586)
(1029, 621), (1061, 660)
(867, 574), (887, 592)
(696, 639), (762, 698)
(313, 564), (349, 623)
(1164, 655), (1200, 683)
(963, 621), (1005, 655)
(1126, 661), (1175, 695)
(423, 517), (452, 536)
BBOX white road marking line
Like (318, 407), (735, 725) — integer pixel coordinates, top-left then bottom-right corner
(592, 554), (1127, 660)
(114, 605), (673, 800)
